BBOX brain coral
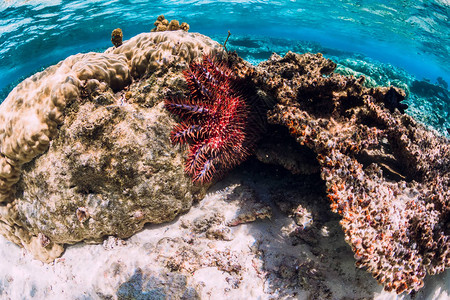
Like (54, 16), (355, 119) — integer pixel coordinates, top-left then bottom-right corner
(0, 31), (224, 262)
(252, 52), (449, 294)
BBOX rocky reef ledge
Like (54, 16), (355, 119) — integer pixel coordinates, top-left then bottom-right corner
(0, 30), (448, 297)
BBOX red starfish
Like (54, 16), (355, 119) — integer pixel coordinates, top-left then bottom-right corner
(165, 55), (256, 183)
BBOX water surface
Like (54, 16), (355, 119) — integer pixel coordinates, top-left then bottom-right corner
(0, 0), (449, 133)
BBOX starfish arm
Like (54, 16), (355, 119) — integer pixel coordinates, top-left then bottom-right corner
(164, 97), (212, 120)
(192, 157), (217, 184)
(203, 55), (234, 83)
(188, 58), (235, 103)
(185, 142), (211, 175)
(170, 123), (203, 145)
(184, 67), (214, 103)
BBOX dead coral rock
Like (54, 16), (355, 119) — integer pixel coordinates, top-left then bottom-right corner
(0, 31), (225, 262)
(205, 225), (234, 241)
(273, 257), (331, 298)
(102, 236), (127, 251)
(17, 100), (198, 246)
(226, 204), (271, 227)
(253, 51), (449, 294)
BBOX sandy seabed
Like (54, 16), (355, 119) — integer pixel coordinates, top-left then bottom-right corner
(0, 163), (449, 300)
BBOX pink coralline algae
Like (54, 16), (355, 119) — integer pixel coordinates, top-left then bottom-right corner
(252, 52), (449, 294)
(165, 55), (261, 183)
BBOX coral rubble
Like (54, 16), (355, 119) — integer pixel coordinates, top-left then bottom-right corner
(252, 51), (449, 294)
(164, 55), (261, 183)
(0, 31), (224, 262)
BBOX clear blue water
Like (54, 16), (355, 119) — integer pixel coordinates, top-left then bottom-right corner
(0, 0), (449, 134)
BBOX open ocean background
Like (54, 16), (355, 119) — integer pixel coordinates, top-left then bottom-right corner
(0, 0), (449, 135)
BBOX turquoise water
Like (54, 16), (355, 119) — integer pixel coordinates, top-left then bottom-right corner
(0, 0), (449, 134)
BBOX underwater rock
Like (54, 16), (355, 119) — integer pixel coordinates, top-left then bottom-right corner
(0, 31), (224, 262)
(251, 51), (449, 294)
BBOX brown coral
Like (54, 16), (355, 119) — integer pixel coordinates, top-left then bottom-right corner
(252, 51), (449, 294)
(151, 15), (189, 32)
(111, 28), (123, 47)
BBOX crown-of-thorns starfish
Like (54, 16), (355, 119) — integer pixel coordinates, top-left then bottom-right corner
(165, 55), (257, 183)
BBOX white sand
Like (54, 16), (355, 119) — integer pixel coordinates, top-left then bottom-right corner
(0, 169), (448, 300)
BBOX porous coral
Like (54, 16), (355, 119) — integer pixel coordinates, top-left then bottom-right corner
(0, 30), (223, 206)
(252, 52), (449, 294)
(165, 55), (261, 183)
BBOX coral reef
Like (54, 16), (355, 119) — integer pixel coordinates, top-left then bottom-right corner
(164, 55), (261, 183)
(111, 28), (123, 47)
(407, 79), (450, 138)
(1, 28), (448, 297)
(151, 15), (190, 32)
(333, 57), (414, 91)
(251, 51), (449, 294)
(0, 31), (225, 262)
(327, 56), (450, 138)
